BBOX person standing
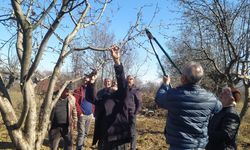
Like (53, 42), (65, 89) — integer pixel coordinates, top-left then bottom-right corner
(206, 87), (241, 150)
(92, 77), (114, 147)
(86, 45), (133, 150)
(74, 77), (95, 150)
(155, 61), (222, 150)
(49, 83), (77, 150)
(96, 78), (113, 100)
(125, 75), (142, 150)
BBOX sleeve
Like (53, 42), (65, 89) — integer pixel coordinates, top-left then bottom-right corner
(85, 82), (97, 104)
(70, 95), (78, 123)
(73, 89), (83, 116)
(212, 98), (223, 114)
(209, 112), (240, 144)
(113, 64), (127, 99)
(134, 90), (142, 114)
(154, 83), (171, 109)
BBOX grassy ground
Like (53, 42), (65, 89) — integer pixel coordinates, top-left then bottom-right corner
(0, 90), (250, 149)
(1, 112), (250, 150)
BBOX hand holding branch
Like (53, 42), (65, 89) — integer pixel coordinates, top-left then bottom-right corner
(163, 75), (170, 85)
(109, 45), (120, 65)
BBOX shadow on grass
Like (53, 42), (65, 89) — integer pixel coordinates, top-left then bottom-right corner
(0, 139), (63, 149)
(0, 142), (15, 149)
(43, 138), (64, 148)
(137, 129), (163, 135)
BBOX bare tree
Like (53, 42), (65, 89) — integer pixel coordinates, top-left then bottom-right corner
(71, 22), (115, 81)
(0, 0), (112, 149)
(164, 0), (250, 119)
(72, 4), (158, 83)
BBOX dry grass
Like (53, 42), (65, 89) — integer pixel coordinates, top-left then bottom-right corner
(0, 91), (250, 150)
(1, 112), (249, 150)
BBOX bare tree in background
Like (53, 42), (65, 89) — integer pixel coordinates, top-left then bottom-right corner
(0, 0), (162, 149)
(0, 0), (113, 149)
(72, 5), (158, 84)
(71, 23), (115, 81)
(0, 40), (19, 88)
(164, 0), (250, 119)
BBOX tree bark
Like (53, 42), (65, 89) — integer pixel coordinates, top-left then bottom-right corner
(240, 86), (250, 120)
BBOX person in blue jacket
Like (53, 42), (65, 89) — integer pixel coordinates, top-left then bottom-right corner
(155, 61), (222, 150)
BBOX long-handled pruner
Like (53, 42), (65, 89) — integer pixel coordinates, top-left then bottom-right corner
(146, 30), (167, 76)
(145, 28), (182, 75)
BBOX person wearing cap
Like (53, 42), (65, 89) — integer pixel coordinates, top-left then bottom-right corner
(206, 87), (241, 150)
(49, 83), (77, 150)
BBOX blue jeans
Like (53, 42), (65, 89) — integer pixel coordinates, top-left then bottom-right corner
(76, 114), (92, 150)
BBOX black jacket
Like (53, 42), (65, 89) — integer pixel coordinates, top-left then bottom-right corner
(206, 106), (240, 150)
(86, 64), (131, 146)
(126, 85), (142, 115)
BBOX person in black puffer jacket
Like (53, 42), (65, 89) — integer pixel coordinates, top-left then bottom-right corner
(206, 87), (241, 150)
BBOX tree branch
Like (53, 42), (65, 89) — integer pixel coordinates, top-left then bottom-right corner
(27, 2), (67, 81)
(0, 74), (12, 103)
(33, 0), (57, 29)
(80, 0), (108, 28)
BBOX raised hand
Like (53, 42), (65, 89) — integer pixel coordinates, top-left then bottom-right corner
(90, 74), (97, 84)
(163, 75), (170, 85)
(109, 45), (120, 65)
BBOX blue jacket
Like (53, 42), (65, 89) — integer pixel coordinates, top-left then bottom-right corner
(155, 83), (222, 149)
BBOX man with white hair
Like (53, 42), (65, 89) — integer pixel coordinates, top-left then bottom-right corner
(155, 61), (222, 150)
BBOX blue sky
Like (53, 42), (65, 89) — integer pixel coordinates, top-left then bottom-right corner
(103, 0), (181, 83)
(0, 0), (182, 83)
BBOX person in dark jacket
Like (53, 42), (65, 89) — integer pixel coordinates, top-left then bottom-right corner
(93, 77), (114, 148)
(85, 45), (132, 150)
(49, 83), (77, 150)
(126, 75), (142, 150)
(206, 87), (241, 150)
(155, 61), (222, 150)
(96, 78), (113, 101)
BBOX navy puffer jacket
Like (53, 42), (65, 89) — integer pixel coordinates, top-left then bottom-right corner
(155, 83), (222, 149)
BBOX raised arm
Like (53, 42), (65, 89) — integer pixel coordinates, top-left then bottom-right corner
(155, 76), (171, 109)
(110, 45), (126, 99)
(85, 74), (98, 104)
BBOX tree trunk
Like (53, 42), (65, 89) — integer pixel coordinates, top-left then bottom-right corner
(240, 86), (250, 120)
(0, 97), (30, 149)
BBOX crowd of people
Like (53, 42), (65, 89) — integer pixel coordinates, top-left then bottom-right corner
(49, 45), (241, 150)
